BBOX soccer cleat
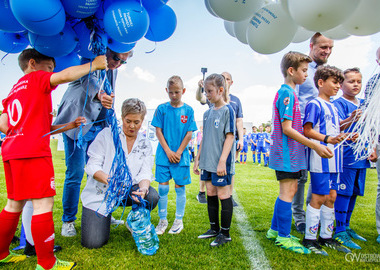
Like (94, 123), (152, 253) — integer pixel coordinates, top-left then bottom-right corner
(266, 229), (300, 241)
(198, 229), (218, 239)
(275, 236), (311, 254)
(24, 241), (62, 257)
(61, 221), (76, 237)
(0, 251), (27, 264)
(196, 192), (207, 204)
(346, 227), (367, 242)
(168, 219), (184, 234)
(111, 216), (125, 226)
(35, 258), (77, 270)
(334, 232), (361, 250)
(155, 219), (168, 235)
(302, 238), (328, 256)
(318, 237), (351, 253)
(210, 233), (231, 247)
(295, 222), (306, 234)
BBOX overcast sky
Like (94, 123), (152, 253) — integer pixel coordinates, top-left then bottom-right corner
(0, 0), (380, 126)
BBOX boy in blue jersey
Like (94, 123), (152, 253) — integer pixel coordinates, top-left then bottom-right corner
(256, 125), (267, 166)
(250, 126), (258, 163)
(152, 76), (197, 235)
(267, 51), (332, 254)
(302, 66), (351, 255)
(240, 128), (248, 164)
(263, 125), (271, 167)
(333, 68), (377, 249)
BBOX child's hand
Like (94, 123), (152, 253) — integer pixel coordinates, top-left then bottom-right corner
(193, 159), (200, 175)
(216, 160), (227, 176)
(328, 133), (347, 144)
(314, 144), (333, 159)
(349, 109), (362, 122)
(166, 150), (180, 163)
(98, 90), (114, 109)
(73, 117), (86, 127)
(198, 79), (204, 88)
(369, 150), (378, 162)
(346, 132), (359, 142)
(92, 55), (107, 71)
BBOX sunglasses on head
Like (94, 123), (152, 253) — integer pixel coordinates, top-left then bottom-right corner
(112, 54), (127, 64)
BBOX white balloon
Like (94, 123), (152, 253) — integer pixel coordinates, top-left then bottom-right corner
(247, 3), (297, 54)
(204, 0), (218, 18)
(224, 20), (236, 38)
(281, 0), (290, 15)
(209, 0), (264, 22)
(343, 0), (380, 36)
(322, 25), (350, 40)
(288, 0), (360, 32)
(233, 18), (251, 44)
(292, 26), (314, 43)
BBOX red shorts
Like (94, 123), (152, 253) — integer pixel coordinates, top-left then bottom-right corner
(4, 157), (56, 201)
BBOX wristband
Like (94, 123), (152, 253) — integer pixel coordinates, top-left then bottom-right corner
(324, 135), (330, 144)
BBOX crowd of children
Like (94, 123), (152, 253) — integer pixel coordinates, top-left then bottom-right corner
(1, 35), (380, 269)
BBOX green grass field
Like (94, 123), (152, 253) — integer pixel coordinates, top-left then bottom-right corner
(1, 140), (380, 269)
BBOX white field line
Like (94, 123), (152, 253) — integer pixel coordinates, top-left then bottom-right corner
(233, 194), (271, 270)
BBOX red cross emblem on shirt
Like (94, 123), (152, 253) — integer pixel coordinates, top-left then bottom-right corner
(181, 115), (188, 123)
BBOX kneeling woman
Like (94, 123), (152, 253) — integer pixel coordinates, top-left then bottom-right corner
(81, 98), (159, 249)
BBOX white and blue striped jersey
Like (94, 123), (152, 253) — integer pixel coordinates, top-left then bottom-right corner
(304, 97), (343, 173)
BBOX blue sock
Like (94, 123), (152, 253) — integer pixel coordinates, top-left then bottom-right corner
(244, 155), (247, 162)
(346, 195), (357, 227)
(257, 153), (261, 164)
(334, 194), (350, 234)
(264, 155), (268, 165)
(277, 198), (292, 237)
(270, 197), (280, 231)
(158, 184), (169, 220)
(175, 186), (186, 220)
(252, 154), (255, 163)
(240, 154), (243, 162)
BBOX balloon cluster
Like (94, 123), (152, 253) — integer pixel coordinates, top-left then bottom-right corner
(206, 0), (380, 54)
(0, 0), (177, 69)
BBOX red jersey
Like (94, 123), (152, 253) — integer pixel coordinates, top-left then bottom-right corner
(2, 70), (57, 161)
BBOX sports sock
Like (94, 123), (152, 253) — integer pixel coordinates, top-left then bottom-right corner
(270, 197), (280, 231)
(22, 201), (34, 245)
(158, 184), (170, 220)
(320, 204), (335, 239)
(305, 204), (320, 240)
(257, 152), (261, 164)
(244, 155), (247, 163)
(175, 186), (186, 220)
(276, 198), (292, 237)
(207, 195), (219, 232)
(252, 153), (255, 163)
(31, 212), (55, 269)
(346, 195), (357, 227)
(334, 194), (350, 234)
(0, 209), (21, 259)
(220, 197), (233, 237)
(264, 155), (268, 165)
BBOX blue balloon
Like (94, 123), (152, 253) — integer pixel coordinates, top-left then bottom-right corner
(54, 52), (81, 72)
(73, 21), (108, 59)
(107, 38), (135, 53)
(142, 0), (169, 10)
(104, 1), (149, 43)
(28, 23), (78, 57)
(0, 0), (24, 32)
(61, 0), (101, 19)
(145, 5), (176, 42)
(0, 31), (28, 53)
(10, 0), (65, 36)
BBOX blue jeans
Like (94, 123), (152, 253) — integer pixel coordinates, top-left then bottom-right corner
(61, 125), (103, 223)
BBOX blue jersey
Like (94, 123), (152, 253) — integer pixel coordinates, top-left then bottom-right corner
(152, 102), (197, 167)
(256, 132), (265, 147)
(243, 134), (249, 147)
(250, 133), (257, 144)
(333, 97), (369, 169)
(304, 97), (342, 173)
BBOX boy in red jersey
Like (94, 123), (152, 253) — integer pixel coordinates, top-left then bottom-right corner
(0, 49), (106, 270)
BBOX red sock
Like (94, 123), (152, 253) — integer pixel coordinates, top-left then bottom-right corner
(31, 212), (56, 269)
(0, 209), (21, 259)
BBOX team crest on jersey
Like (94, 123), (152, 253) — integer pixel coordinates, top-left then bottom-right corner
(283, 97), (290, 106)
(214, 118), (220, 128)
(309, 223), (319, 234)
(181, 115), (188, 123)
(339, 183), (346, 190)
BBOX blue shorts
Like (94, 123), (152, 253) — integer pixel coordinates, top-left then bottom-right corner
(310, 172), (338, 195)
(257, 146), (268, 153)
(155, 165), (191, 185)
(251, 145), (256, 151)
(241, 145), (248, 153)
(338, 168), (366, 196)
(200, 170), (232, 187)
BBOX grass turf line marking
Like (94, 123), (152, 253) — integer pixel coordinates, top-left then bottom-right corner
(233, 194), (271, 270)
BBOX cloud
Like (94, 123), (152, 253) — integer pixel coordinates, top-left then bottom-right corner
(132, 67), (156, 83)
(252, 51), (270, 64)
